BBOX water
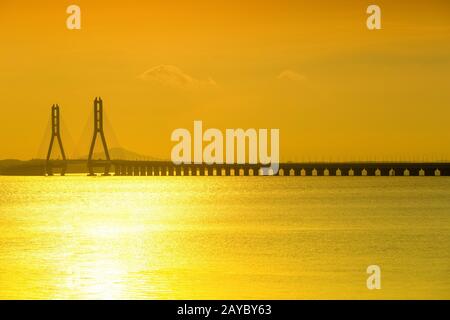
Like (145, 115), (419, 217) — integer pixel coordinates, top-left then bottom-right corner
(0, 176), (449, 299)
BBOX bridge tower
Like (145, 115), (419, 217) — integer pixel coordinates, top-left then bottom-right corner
(46, 104), (67, 176)
(87, 97), (111, 176)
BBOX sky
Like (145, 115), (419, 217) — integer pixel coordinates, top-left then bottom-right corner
(0, 0), (450, 161)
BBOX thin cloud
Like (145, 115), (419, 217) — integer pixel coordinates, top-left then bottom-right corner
(277, 70), (307, 82)
(139, 65), (217, 89)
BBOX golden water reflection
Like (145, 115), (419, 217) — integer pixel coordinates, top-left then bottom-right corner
(0, 176), (449, 299)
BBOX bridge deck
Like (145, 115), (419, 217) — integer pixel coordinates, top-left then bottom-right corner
(36, 160), (450, 176)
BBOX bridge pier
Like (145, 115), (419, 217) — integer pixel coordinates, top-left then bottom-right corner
(87, 164), (95, 176)
(47, 166), (53, 176)
(87, 161), (111, 176)
(45, 161), (67, 176)
(87, 166), (96, 176)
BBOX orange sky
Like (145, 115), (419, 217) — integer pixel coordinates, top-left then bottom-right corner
(1, 0), (450, 161)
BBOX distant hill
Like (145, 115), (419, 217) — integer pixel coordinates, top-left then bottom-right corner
(77, 147), (165, 161)
(0, 159), (45, 176)
(0, 159), (23, 168)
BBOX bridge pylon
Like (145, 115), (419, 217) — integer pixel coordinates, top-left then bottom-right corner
(46, 104), (67, 176)
(87, 97), (111, 176)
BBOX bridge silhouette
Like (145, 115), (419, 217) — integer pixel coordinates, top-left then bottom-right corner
(43, 97), (450, 177)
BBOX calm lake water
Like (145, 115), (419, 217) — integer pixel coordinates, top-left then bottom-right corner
(0, 176), (449, 299)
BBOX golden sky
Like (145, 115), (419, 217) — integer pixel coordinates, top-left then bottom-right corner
(1, 0), (449, 161)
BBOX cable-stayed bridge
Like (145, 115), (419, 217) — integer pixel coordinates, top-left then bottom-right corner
(7, 97), (450, 177)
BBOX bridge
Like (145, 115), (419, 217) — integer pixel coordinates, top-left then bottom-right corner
(42, 97), (449, 177)
(42, 159), (449, 177)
